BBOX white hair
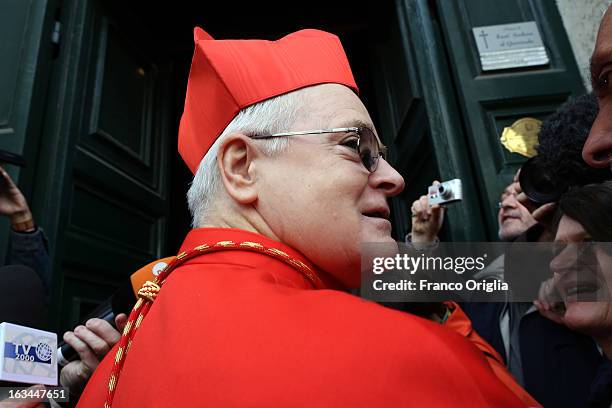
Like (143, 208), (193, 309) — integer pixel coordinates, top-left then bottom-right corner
(187, 90), (305, 227)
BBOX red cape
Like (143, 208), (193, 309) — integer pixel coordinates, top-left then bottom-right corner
(77, 228), (529, 407)
(444, 302), (540, 407)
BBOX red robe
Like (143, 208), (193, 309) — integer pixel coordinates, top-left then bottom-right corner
(444, 302), (540, 407)
(77, 228), (530, 407)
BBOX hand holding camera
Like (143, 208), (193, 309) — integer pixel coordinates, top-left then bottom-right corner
(410, 179), (462, 244)
(427, 179), (462, 206)
(514, 166), (557, 229)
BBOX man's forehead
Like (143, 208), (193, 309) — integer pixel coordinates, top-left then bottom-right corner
(333, 118), (377, 134)
(596, 5), (612, 53)
(304, 84), (367, 113)
(298, 84), (376, 132)
(591, 7), (612, 78)
(556, 216), (587, 240)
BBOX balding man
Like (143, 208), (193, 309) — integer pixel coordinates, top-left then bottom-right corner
(76, 28), (532, 407)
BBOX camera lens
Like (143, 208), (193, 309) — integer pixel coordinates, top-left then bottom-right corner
(438, 185), (452, 199)
(519, 157), (568, 204)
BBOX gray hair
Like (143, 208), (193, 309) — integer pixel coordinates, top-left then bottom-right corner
(187, 90), (305, 227)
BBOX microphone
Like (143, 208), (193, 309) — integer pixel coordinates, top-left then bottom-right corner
(57, 257), (174, 366)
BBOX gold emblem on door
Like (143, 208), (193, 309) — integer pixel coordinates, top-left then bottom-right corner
(500, 117), (542, 158)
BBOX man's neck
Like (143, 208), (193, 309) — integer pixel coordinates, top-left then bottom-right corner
(199, 211), (349, 291)
(200, 208), (281, 243)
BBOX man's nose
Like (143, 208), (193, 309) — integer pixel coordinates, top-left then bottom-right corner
(500, 193), (518, 209)
(550, 244), (579, 275)
(370, 159), (405, 197)
(549, 254), (570, 277)
(582, 104), (612, 168)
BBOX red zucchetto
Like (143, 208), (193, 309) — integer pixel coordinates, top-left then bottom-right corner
(178, 27), (359, 173)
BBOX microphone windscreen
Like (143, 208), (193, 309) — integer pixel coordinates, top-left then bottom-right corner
(55, 256), (174, 367)
(130, 257), (175, 297)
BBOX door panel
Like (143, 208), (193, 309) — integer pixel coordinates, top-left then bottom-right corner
(370, 0), (488, 241)
(370, 8), (430, 240)
(60, 274), (116, 331)
(436, 0), (585, 238)
(0, 0), (55, 263)
(38, 0), (173, 331)
(80, 19), (162, 189)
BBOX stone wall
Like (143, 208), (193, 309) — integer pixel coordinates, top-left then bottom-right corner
(556, 0), (611, 90)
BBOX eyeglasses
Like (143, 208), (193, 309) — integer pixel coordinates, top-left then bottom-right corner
(250, 127), (387, 173)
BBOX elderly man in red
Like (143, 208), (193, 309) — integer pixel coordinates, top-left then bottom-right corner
(76, 28), (535, 407)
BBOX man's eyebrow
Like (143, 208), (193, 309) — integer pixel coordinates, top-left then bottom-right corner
(590, 55), (603, 87)
(335, 119), (376, 133)
(332, 119), (385, 146)
(590, 45), (612, 86)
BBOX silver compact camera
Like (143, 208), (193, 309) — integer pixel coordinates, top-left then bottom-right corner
(427, 179), (462, 206)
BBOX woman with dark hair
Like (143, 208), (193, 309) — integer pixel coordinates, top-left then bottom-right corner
(536, 181), (612, 407)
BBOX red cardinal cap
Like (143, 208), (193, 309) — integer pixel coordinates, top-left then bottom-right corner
(178, 27), (359, 173)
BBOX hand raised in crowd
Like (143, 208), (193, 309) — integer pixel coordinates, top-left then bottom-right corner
(513, 170), (556, 228)
(533, 275), (566, 326)
(60, 314), (128, 397)
(0, 165), (34, 231)
(410, 180), (445, 243)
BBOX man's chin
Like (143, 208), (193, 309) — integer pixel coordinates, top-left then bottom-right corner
(563, 302), (610, 334)
(361, 220), (395, 242)
(361, 231), (396, 244)
(499, 225), (526, 241)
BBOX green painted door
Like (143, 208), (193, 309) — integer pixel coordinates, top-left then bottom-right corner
(371, 0), (585, 241)
(370, 0), (488, 242)
(0, 0), (57, 265)
(436, 0), (585, 238)
(31, 0), (174, 332)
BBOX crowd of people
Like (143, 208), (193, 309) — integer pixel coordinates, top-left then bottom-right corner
(409, 92), (612, 407)
(1, 4), (612, 408)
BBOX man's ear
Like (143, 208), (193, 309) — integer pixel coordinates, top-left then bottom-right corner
(217, 133), (259, 205)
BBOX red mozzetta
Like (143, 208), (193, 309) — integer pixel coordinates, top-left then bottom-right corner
(77, 228), (532, 407)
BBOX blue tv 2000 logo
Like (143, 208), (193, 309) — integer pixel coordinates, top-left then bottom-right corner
(4, 342), (53, 364)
